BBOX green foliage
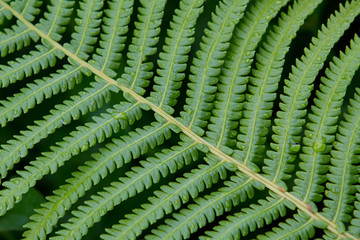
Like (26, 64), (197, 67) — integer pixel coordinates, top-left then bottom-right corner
(0, 0), (359, 239)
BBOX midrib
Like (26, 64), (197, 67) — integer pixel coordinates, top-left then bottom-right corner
(0, 1), (355, 239)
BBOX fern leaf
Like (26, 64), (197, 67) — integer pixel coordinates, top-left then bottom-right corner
(0, 0), (41, 55)
(101, 159), (231, 240)
(264, 3), (358, 189)
(120, 0), (167, 95)
(0, 0), (40, 22)
(0, 44), (63, 87)
(0, 64), (83, 126)
(179, 0), (250, 137)
(0, 23), (39, 57)
(0, 80), (114, 178)
(202, 193), (290, 239)
(23, 121), (173, 240)
(0, 101), (140, 216)
(352, 196), (360, 237)
(64, 0), (103, 60)
(265, 0), (360, 193)
(15, 0), (42, 22)
(148, 171), (264, 239)
(303, 34), (360, 230)
(180, 0), (249, 136)
(50, 123), (173, 240)
(257, 213), (316, 240)
(0, 0), (12, 23)
(36, 0), (74, 41)
(260, 0), (321, 186)
(329, 88), (360, 237)
(148, 0), (204, 114)
(1, 0), (360, 239)
(291, 2), (360, 203)
(91, 0), (133, 77)
(205, 0), (290, 161)
(228, 0), (320, 167)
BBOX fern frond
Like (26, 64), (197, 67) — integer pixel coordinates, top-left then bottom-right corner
(0, 101), (140, 216)
(120, 0), (167, 95)
(51, 123), (173, 240)
(0, 0), (13, 23)
(148, 171), (264, 240)
(0, 44), (63, 87)
(0, 80), (113, 178)
(180, 0), (249, 136)
(0, 0), (40, 22)
(263, 1), (356, 189)
(257, 213), (317, 240)
(64, 0), (103, 60)
(0, 24), (38, 57)
(13, 0), (41, 22)
(91, 0), (133, 77)
(303, 34), (360, 232)
(102, 159), (231, 240)
(205, 0), (290, 164)
(0, 0), (41, 56)
(327, 88), (360, 237)
(0, 64), (83, 126)
(230, 0), (320, 168)
(1, 0), (360, 239)
(291, 1), (360, 203)
(201, 193), (290, 239)
(148, 0), (204, 114)
(36, 0), (74, 41)
(23, 121), (174, 240)
(265, 0), (360, 193)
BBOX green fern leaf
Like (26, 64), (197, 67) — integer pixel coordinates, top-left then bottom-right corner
(36, 0), (74, 41)
(233, 0), (320, 169)
(0, 64), (83, 126)
(334, 87), (360, 236)
(50, 122), (172, 239)
(0, 80), (115, 178)
(120, 0), (167, 95)
(147, 171), (262, 240)
(0, 101), (139, 215)
(311, 34), (360, 232)
(149, 0), (204, 114)
(22, 119), (171, 240)
(265, 0), (360, 194)
(205, 0), (291, 158)
(0, 44), (63, 87)
(0, 0), (41, 55)
(180, 0), (249, 136)
(291, 1), (360, 203)
(1, 0), (360, 239)
(201, 193), (290, 239)
(257, 213), (316, 240)
(102, 158), (232, 240)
